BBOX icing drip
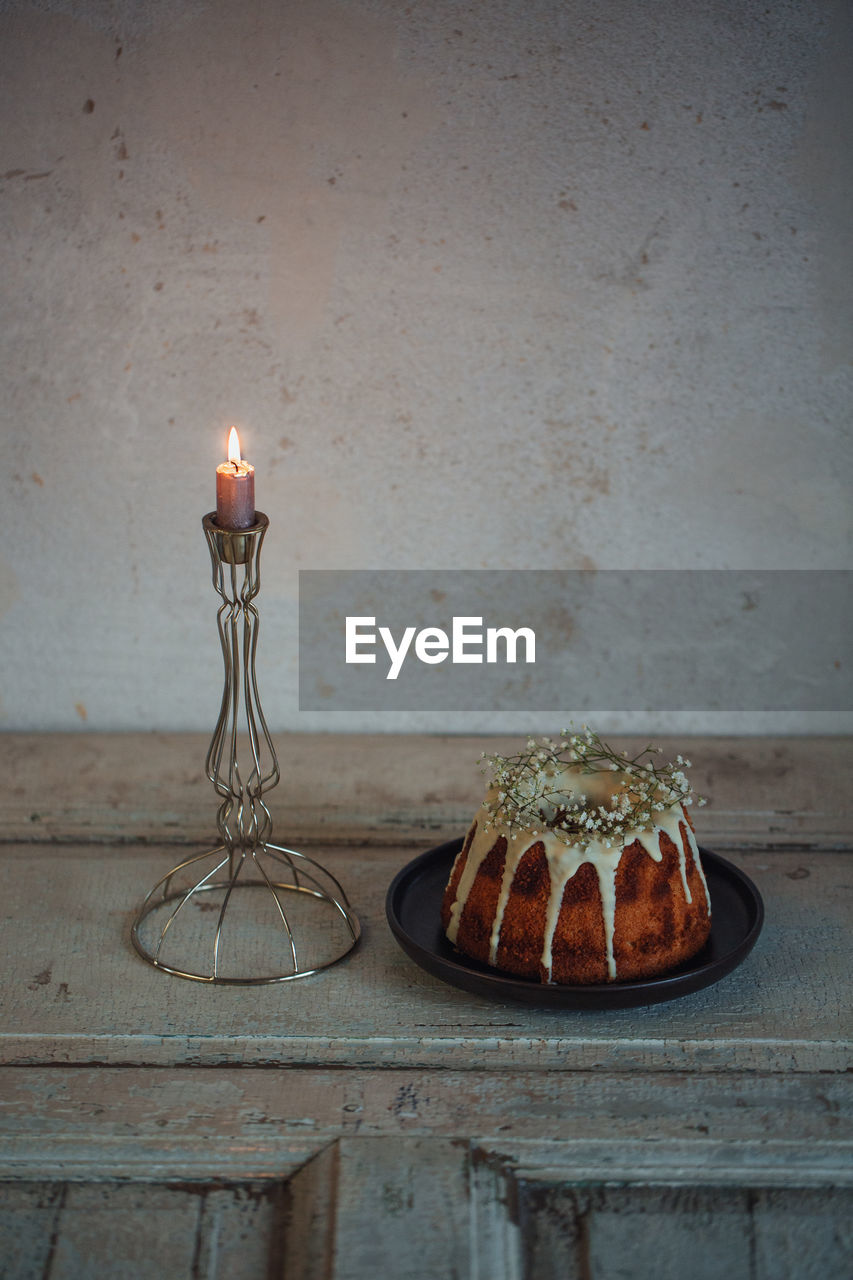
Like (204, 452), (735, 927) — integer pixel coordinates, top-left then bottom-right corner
(488, 841), (528, 963)
(447, 800), (709, 981)
(538, 838), (622, 979)
(642, 808), (691, 902)
(446, 823), (494, 945)
(681, 811), (711, 915)
(599, 854), (619, 980)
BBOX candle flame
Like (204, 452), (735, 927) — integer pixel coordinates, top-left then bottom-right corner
(227, 426), (242, 466)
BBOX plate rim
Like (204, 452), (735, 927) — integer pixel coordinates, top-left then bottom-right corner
(385, 836), (764, 1008)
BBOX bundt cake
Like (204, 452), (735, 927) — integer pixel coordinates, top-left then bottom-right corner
(441, 729), (711, 984)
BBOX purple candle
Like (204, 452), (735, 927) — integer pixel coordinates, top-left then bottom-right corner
(216, 427), (255, 529)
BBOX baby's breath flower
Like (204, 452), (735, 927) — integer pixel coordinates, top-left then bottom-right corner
(479, 726), (703, 851)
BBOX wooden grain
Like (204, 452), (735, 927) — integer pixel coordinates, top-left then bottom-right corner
(0, 731), (850, 1277)
(1, 1067), (848, 1181)
(2, 733), (851, 849)
(0, 1181), (287, 1280)
(0, 842), (848, 1074)
(511, 1181), (853, 1280)
(328, 1138), (470, 1280)
(4, 1150), (848, 1280)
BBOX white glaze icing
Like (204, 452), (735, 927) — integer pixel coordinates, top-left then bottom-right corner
(446, 779), (709, 981)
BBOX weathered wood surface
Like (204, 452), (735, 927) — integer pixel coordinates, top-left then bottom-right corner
(0, 1180), (288, 1280)
(2, 1143), (851, 1280)
(0, 843), (849, 1073)
(0, 733), (851, 1278)
(3, 733), (852, 849)
(1, 1066), (849, 1182)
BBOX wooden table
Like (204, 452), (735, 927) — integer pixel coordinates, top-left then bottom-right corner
(0, 734), (850, 1278)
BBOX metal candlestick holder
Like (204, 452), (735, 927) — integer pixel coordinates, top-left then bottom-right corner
(131, 512), (360, 984)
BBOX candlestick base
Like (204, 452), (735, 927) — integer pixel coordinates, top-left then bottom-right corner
(131, 509), (360, 984)
(131, 842), (360, 984)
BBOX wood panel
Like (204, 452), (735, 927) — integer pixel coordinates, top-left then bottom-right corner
(0, 731), (850, 1277)
(1, 1067), (849, 1181)
(2, 733), (852, 849)
(510, 1182), (853, 1280)
(0, 843), (848, 1074)
(4, 1145), (849, 1280)
(0, 1181), (288, 1280)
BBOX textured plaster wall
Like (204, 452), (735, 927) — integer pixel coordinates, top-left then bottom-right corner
(0, 0), (850, 733)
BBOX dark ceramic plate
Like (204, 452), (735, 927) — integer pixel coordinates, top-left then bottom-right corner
(386, 838), (764, 1009)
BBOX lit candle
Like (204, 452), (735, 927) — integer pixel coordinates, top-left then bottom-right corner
(216, 427), (256, 529)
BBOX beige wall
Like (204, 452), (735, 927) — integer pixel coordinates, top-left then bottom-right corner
(1, 0), (850, 733)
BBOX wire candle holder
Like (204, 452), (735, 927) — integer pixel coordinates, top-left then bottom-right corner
(131, 512), (360, 984)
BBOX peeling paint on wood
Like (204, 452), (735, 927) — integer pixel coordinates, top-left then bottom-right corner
(1, 734), (851, 849)
(0, 732), (850, 1275)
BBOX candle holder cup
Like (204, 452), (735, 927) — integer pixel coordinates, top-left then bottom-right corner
(131, 512), (360, 984)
